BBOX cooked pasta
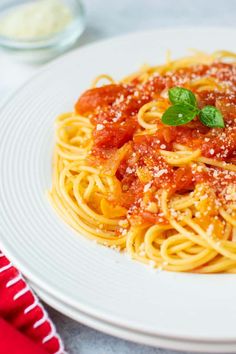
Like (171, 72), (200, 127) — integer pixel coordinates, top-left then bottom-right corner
(49, 50), (236, 273)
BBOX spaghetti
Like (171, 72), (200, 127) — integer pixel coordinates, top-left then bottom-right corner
(49, 50), (236, 273)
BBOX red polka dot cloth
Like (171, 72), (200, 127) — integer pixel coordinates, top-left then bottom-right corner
(0, 251), (64, 354)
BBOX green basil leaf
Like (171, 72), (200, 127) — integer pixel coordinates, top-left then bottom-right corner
(169, 87), (197, 107)
(199, 106), (225, 128)
(161, 104), (198, 126)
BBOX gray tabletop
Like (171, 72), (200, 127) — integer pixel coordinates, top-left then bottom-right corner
(44, 0), (235, 353)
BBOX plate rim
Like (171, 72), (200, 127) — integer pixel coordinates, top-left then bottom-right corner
(32, 282), (236, 353)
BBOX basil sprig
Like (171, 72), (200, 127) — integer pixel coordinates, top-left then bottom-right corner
(161, 87), (225, 128)
(199, 105), (225, 128)
(162, 104), (198, 126)
(169, 86), (197, 107)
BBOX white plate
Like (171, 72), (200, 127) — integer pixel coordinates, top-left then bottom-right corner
(1, 28), (236, 346)
(31, 282), (236, 353)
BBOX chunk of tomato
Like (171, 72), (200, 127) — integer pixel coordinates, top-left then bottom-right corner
(75, 84), (127, 115)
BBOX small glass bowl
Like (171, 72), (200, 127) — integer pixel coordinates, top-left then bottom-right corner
(0, 0), (85, 63)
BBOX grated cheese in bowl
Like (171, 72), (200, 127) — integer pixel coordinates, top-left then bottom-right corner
(0, 0), (73, 40)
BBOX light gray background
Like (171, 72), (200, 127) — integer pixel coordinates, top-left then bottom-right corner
(45, 0), (235, 353)
(1, 0), (235, 353)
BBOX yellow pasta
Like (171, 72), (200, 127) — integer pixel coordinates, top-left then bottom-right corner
(49, 50), (236, 273)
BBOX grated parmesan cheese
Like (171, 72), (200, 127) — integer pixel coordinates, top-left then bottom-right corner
(0, 0), (73, 39)
(97, 124), (105, 131)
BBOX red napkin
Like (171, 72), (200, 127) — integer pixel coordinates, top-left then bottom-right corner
(0, 251), (64, 354)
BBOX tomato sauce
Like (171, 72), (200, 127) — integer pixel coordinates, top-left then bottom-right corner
(75, 62), (236, 224)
